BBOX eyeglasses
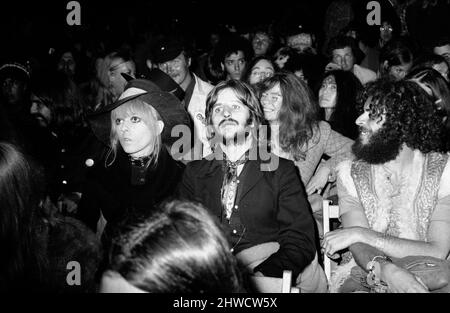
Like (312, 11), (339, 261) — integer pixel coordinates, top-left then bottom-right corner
(251, 71), (273, 79)
(380, 26), (393, 32)
(261, 92), (282, 103)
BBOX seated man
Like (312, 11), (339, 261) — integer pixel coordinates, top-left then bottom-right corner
(177, 79), (327, 293)
(323, 79), (450, 293)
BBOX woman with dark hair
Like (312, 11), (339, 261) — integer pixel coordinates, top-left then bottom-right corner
(317, 70), (363, 139)
(100, 200), (245, 293)
(78, 79), (190, 248)
(408, 67), (450, 150)
(244, 56), (276, 86)
(379, 39), (414, 81)
(258, 71), (354, 195)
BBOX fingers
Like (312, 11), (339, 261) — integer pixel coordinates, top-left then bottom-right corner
(306, 185), (322, 195)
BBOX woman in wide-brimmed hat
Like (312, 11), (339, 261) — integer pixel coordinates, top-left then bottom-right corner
(77, 78), (191, 247)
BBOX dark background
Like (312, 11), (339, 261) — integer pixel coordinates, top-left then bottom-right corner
(0, 0), (333, 58)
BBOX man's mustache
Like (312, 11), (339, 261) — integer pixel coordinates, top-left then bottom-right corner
(219, 118), (238, 127)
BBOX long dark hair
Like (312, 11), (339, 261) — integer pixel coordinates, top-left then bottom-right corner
(108, 200), (245, 293)
(0, 142), (47, 291)
(317, 70), (362, 139)
(259, 71), (319, 160)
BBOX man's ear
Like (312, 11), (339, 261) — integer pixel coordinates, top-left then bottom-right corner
(221, 62), (224, 71)
(157, 120), (164, 135)
(383, 60), (389, 71)
(188, 57), (191, 68)
(146, 59), (153, 70)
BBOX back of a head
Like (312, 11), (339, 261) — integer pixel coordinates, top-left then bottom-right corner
(105, 200), (244, 293)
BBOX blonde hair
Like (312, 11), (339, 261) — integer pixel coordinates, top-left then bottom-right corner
(106, 98), (162, 167)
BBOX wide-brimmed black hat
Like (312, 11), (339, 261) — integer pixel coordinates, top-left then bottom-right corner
(121, 68), (185, 102)
(88, 79), (191, 147)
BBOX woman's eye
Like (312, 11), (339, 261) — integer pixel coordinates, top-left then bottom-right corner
(130, 116), (141, 123)
(115, 118), (123, 125)
(232, 104), (240, 110)
(214, 107), (222, 113)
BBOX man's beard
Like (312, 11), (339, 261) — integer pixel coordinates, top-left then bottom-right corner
(352, 126), (402, 164)
(221, 128), (252, 146)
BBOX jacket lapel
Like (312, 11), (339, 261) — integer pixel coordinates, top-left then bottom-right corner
(236, 160), (264, 203)
(199, 160), (224, 216)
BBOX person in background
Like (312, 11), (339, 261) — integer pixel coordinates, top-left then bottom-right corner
(244, 56), (275, 86)
(152, 35), (214, 159)
(250, 26), (275, 58)
(408, 67), (450, 150)
(432, 36), (450, 65)
(0, 141), (101, 292)
(258, 71), (354, 195)
(412, 53), (449, 82)
(87, 49), (136, 112)
(378, 39), (414, 81)
(217, 35), (252, 81)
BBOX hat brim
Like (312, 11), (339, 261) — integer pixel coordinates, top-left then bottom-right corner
(88, 81), (191, 147)
(121, 72), (134, 82)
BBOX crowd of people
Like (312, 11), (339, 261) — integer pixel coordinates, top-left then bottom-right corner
(2, 0), (450, 293)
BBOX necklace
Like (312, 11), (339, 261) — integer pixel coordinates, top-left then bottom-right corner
(129, 155), (151, 167)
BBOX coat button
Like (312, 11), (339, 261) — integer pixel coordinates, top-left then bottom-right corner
(232, 229), (237, 234)
(85, 158), (94, 167)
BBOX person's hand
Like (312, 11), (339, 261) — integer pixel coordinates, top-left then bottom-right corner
(322, 227), (365, 259)
(306, 166), (331, 195)
(325, 62), (342, 71)
(381, 263), (429, 293)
